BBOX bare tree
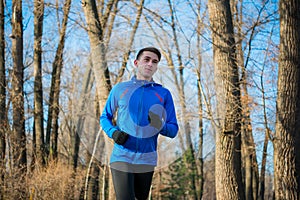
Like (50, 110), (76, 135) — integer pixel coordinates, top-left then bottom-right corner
(45, 0), (72, 160)
(258, 59), (273, 200)
(231, 1), (262, 199)
(33, 0), (45, 167)
(184, 0), (207, 198)
(116, 0), (145, 83)
(166, 1), (199, 198)
(257, 21), (277, 200)
(195, 1), (206, 198)
(0, 0), (6, 198)
(72, 64), (94, 171)
(82, 0), (117, 198)
(10, 1), (27, 198)
(82, 0), (114, 102)
(274, 0), (300, 198)
(208, 0), (244, 199)
(143, 2), (200, 197)
(11, 0), (27, 175)
(0, 0), (284, 198)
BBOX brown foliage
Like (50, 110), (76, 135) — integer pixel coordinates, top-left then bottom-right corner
(26, 161), (85, 200)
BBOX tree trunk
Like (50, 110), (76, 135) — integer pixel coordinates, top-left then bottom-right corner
(0, 0), (6, 198)
(11, 0), (27, 175)
(116, 0), (145, 82)
(11, 1), (27, 198)
(72, 64), (94, 170)
(196, 4), (204, 197)
(82, 0), (117, 198)
(274, 0), (300, 198)
(45, 0), (72, 160)
(232, 1), (259, 199)
(258, 41), (274, 200)
(33, 0), (45, 167)
(258, 128), (270, 200)
(82, 0), (113, 104)
(88, 162), (100, 200)
(167, 0), (198, 198)
(208, 0), (244, 199)
(195, 1), (205, 198)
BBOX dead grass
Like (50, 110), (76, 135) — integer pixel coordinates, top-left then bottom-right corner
(26, 161), (85, 200)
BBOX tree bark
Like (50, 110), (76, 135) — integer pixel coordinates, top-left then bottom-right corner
(82, 0), (113, 104)
(11, 1), (27, 198)
(33, 0), (45, 167)
(232, 1), (259, 199)
(274, 0), (300, 198)
(82, 0), (117, 198)
(11, 0), (27, 174)
(208, 0), (244, 199)
(0, 0), (6, 198)
(196, 1), (204, 198)
(45, 0), (72, 160)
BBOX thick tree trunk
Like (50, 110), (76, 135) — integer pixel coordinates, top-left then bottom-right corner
(82, 0), (112, 104)
(33, 0), (45, 167)
(208, 0), (244, 199)
(11, 1), (27, 198)
(11, 0), (27, 174)
(82, 0), (117, 198)
(0, 0), (6, 198)
(274, 0), (300, 199)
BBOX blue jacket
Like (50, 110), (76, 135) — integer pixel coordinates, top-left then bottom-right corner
(100, 76), (178, 166)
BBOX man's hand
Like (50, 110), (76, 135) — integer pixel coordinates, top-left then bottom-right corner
(148, 111), (163, 130)
(112, 130), (129, 145)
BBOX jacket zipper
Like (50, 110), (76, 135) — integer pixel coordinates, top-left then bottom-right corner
(136, 83), (145, 153)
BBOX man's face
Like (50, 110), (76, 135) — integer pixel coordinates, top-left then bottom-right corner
(134, 51), (159, 81)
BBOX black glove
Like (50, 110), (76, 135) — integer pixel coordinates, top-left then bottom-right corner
(148, 111), (163, 129)
(112, 130), (129, 145)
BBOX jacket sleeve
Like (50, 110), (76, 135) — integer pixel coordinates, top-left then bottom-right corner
(160, 90), (179, 138)
(100, 86), (119, 138)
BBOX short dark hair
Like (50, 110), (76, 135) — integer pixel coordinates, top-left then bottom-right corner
(136, 47), (161, 61)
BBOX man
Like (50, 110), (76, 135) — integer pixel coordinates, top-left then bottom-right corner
(100, 47), (178, 200)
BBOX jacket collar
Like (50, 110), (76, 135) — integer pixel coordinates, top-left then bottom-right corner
(131, 75), (161, 87)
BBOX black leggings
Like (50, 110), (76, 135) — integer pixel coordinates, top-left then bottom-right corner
(111, 168), (154, 200)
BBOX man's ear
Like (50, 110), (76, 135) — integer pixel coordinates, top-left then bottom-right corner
(133, 59), (138, 67)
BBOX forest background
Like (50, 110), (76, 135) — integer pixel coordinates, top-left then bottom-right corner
(1, 0), (299, 199)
